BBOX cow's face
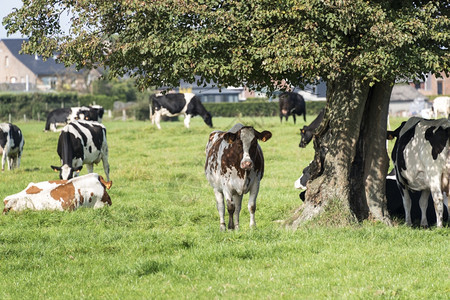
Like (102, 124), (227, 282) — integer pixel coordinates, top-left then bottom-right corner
(224, 127), (271, 170)
(299, 127), (313, 148)
(203, 112), (213, 128)
(51, 164), (83, 180)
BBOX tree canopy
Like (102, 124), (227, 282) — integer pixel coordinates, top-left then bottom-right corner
(4, 0), (449, 91)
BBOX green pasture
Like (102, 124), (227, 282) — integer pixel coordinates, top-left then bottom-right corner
(0, 116), (448, 299)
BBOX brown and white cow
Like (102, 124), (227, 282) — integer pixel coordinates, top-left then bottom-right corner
(205, 123), (272, 230)
(3, 173), (112, 213)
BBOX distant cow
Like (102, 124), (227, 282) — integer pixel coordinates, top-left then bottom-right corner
(299, 109), (325, 148)
(279, 92), (306, 124)
(45, 105), (105, 132)
(205, 123), (272, 230)
(389, 117), (450, 228)
(151, 93), (213, 129)
(433, 96), (450, 119)
(51, 120), (110, 181)
(3, 173), (112, 213)
(0, 123), (25, 171)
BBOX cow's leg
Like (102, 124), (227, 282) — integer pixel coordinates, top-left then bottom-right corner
(1, 153), (4, 171)
(248, 182), (260, 228)
(154, 110), (162, 130)
(86, 163), (94, 174)
(279, 114), (283, 123)
(214, 190), (226, 231)
(16, 152), (21, 169)
(232, 194), (243, 230)
(418, 190), (431, 228)
(183, 114), (191, 129)
(430, 188), (444, 228)
(401, 188), (413, 226)
(50, 123), (57, 132)
(293, 114), (296, 124)
(102, 155), (110, 182)
(226, 197), (235, 230)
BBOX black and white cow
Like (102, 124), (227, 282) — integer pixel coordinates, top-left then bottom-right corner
(205, 123), (272, 230)
(299, 108), (324, 148)
(51, 120), (110, 181)
(151, 93), (213, 129)
(45, 105), (104, 132)
(295, 165), (449, 225)
(279, 92), (306, 124)
(0, 123), (25, 171)
(389, 117), (450, 228)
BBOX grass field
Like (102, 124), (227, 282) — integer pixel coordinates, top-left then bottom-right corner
(0, 116), (448, 299)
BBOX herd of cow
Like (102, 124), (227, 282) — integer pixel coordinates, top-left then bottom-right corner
(0, 92), (449, 229)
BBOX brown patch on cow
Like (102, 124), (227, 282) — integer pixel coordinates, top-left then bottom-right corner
(221, 140), (246, 178)
(78, 189), (84, 205)
(49, 180), (68, 184)
(26, 185), (43, 194)
(50, 182), (76, 210)
(101, 190), (112, 206)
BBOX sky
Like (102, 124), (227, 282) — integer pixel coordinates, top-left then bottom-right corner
(1, 0), (24, 39)
(1, 0), (71, 39)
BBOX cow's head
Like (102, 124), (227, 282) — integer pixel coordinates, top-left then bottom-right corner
(203, 112), (213, 128)
(51, 164), (83, 180)
(299, 127), (313, 148)
(223, 127), (272, 170)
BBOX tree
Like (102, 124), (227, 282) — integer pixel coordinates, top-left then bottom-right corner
(5, 0), (449, 226)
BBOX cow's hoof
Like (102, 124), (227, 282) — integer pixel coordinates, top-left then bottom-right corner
(220, 224), (226, 231)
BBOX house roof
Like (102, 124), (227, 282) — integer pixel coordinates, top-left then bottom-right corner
(1, 38), (80, 76)
(390, 84), (428, 101)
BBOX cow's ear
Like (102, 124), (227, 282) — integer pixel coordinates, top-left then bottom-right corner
(51, 165), (61, 172)
(257, 131), (272, 142)
(223, 132), (237, 144)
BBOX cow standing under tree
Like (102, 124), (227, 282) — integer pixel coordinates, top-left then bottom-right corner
(150, 93), (213, 129)
(205, 123), (272, 230)
(0, 123), (25, 171)
(299, 108), (325, 148)
(279, 92), (306, 124)
(51, 120), (110, 181)
(389, 117), (450, 228)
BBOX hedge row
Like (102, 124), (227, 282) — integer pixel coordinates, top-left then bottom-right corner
(0, 92), (326, 121)
(203, 100), (326, 118)
(0, 93), (115, 121)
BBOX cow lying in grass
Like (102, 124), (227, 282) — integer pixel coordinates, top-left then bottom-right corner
(3, 173), (112, 213)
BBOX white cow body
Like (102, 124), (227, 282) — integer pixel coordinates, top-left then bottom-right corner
(3, 173), (112, 213)
(433, 96), (450, 119)
(392, 117), (450, 227)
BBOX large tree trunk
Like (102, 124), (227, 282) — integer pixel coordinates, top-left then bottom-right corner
(287, 76), (394, 228)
